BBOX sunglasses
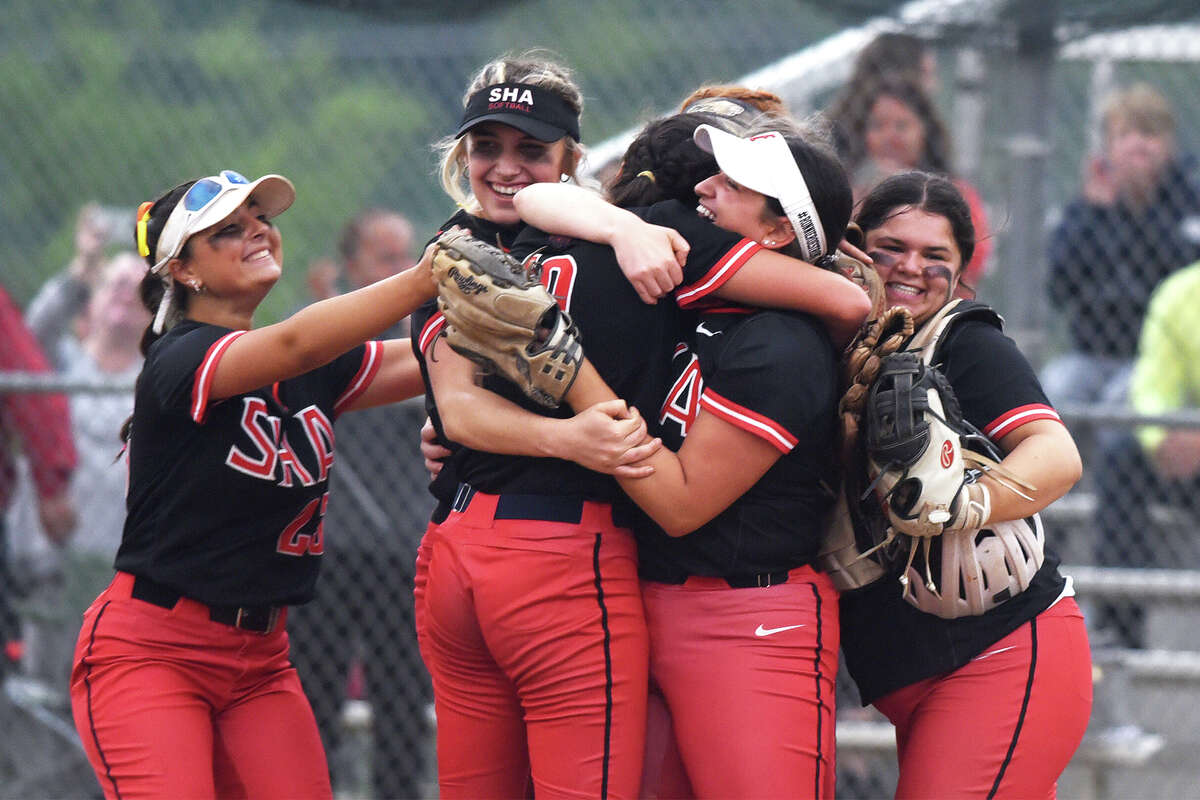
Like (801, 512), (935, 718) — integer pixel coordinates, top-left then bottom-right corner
(151, 170), (252, 274)
(183, 170), (249, 211)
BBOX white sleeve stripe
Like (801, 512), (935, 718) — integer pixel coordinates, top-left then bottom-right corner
(418, 313), (446, 354)
(984, 405), (1062, 438)
(676, 240), (759, 305)
(334, 340), (382, 414)
(191, 331), (248, 422)
(701, 391), (797, 452)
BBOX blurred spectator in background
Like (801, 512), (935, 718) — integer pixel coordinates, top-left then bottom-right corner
(1090, 256), (1200, 648)
(287, 208), (435, 800)
(305, 208), (416, 303)
(0, 283), (77, 678)
(1132, 259), (1200, 481)
(830, 75), (991, 292)
(1043, 82), (1200, 406)
(828, 32), (938, 163)
(18, 205), (146, 683)
(1057, 84), (1200, 650)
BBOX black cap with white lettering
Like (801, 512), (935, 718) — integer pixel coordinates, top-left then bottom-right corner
(456, 82), (581, 142)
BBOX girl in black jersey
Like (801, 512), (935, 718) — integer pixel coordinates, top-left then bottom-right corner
(839, 171), (1092, 798)
(414, 73), (872, 795)
(410, 51), (679, 800)
(69, 169), (435, 800)
(514, 119), (860, 798)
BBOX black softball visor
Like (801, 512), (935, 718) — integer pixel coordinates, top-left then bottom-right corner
(456, 82), (581, 142)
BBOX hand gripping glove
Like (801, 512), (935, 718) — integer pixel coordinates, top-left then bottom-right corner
(431, 228), (583, 408)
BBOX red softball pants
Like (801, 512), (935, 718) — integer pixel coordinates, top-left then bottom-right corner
(414, 489), (649, 800)
(639, 566), (840, 799)
(873, 597), (1093, 799)
(70, 571), (330, 800)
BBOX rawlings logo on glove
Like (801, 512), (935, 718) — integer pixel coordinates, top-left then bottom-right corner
(431, 228), (582, 409)
(864, 351), (987, 537)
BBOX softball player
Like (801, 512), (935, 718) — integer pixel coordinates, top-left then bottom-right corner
(410, 51), (662, 800)
(69, 169), (435, 800)
(517, 121), (858, 798)
(840, 171), (1092, 798)
(415, 92), (867, 799)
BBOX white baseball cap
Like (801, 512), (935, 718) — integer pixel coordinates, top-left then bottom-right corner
(693, 123), (826, 261)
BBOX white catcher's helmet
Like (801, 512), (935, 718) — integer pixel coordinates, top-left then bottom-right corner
(903, 513), (1046, 619)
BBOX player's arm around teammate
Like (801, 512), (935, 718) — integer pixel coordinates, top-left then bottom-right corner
(410, 52), (665, 800)
(504, 120), (858, 799)
(513, 180), (871, 345)
(839, 171), (1090, 799)
(69, 169), (433, 800)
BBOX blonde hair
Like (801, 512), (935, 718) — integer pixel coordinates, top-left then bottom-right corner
(435, 50), (586, 211)
(1102, 82), (1175, 142)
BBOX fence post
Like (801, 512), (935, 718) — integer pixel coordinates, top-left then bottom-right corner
(999, 0), (1058, 364)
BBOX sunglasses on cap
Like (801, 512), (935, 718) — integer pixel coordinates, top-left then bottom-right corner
(150, 170), (252, 274)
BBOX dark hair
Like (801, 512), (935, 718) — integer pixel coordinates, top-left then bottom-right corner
(853, 33), (931, 85)
(132, 180), (197, 358)
(120, 179), (196, 444)
(855, 170), (975, 270)
(606, 113), (719, 209)
(841, 77), (952, 177)
(759, 133), (853, 262)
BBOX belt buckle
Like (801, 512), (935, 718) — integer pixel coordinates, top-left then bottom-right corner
(235, 606), (279, 634)
(757, 573), (771, 588)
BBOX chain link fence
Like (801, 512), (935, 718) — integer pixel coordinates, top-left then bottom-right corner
(3, 1), (1200, 797)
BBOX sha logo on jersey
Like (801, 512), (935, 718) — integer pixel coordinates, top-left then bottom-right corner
(224, 397), (335, 488)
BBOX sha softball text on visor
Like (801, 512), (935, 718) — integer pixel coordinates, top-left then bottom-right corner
(693, 124), (826, 262)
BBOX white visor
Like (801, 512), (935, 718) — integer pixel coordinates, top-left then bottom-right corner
(152, 170), (295, 275)
(693, 124), (826, 262)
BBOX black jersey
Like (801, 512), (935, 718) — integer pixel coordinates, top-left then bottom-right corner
(839, 312), (1070, 705)
(633, 309), (840, 582)
(415, 199), (760, 499)
(411, 210), (528, 505)
(114, 320), (377, 607)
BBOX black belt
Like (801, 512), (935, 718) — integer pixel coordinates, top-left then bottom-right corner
(644, 569), (792, 589)
(452, 484), (634, 527)
(131, 575), (283, 634)
(724, 571), (790, 588)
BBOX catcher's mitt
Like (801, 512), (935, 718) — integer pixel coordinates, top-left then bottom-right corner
(863, 351), (987, 538)
(431, 228), (583, 409)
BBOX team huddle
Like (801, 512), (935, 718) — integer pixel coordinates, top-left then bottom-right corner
(67, 48), (1092, 800)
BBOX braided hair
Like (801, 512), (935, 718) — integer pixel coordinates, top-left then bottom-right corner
(606, 112), (719, 209)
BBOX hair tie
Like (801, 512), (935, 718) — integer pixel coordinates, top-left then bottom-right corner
(135, 201), (153, 258)
(637, 170), (656, 183)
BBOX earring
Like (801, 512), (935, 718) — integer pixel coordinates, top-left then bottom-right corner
(762, 239), (775, 246)
(190, 281), (204, 294)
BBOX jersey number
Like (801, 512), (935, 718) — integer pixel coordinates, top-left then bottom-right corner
(276, 493), (329, 556)
(526, 253), (578, 310)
